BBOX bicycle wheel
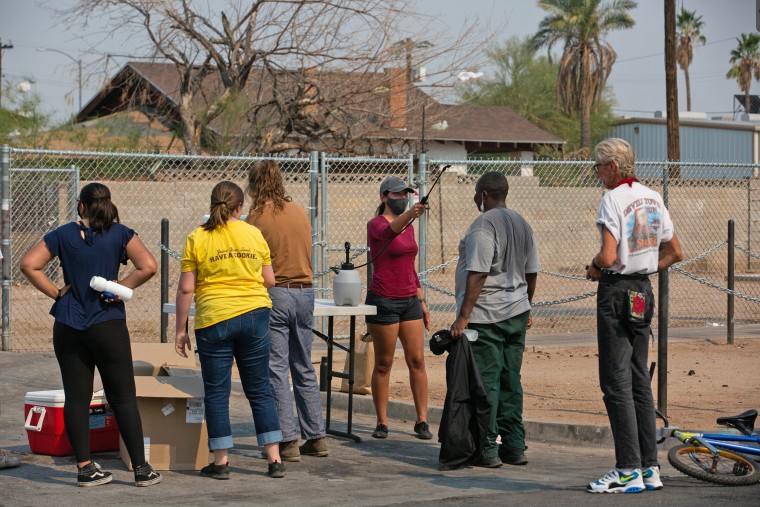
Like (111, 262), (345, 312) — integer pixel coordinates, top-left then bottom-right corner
(668, 444), (760, 486)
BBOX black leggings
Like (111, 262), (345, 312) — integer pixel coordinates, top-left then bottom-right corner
(53, 319), (145, 466)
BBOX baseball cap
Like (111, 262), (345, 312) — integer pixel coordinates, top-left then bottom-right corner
(380, 176), (414, 195)
(429, 329), (454, 355)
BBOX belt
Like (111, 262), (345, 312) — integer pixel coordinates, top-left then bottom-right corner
(601, 270), (650, 281)
(274, 282), (313, 288)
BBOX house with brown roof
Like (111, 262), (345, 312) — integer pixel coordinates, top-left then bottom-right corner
(76, 62), (564, 159)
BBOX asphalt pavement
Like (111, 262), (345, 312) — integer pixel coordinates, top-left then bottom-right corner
(2, 324), (759, 505)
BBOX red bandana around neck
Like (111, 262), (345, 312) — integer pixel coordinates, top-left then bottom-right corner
(614, 177), (639, 188)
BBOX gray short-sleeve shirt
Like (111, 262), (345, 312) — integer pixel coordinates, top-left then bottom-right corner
(455, 207), (540, 324)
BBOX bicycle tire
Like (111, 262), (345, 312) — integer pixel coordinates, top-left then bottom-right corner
(668, 444), (760, 486)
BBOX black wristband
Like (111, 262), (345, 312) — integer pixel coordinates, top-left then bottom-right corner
(591, 260), (600, 270)
(55, 288), (62, 301)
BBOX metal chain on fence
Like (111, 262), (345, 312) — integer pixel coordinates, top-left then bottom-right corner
(672, 266), (760, 304)
(533, 291), (598, 307)
(158, 242), (182, 261)
(677, 240), (727, 267)
(734, 243), (760, 261)
(419, 256), (460, 277)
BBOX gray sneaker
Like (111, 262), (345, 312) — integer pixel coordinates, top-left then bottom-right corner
(0, 450), (20, 470)
(267, 461), (285, 478)
(469, 455), (503, 468)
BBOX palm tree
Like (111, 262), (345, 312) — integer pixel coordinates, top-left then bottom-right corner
(531, 0), (636, 153)
(727, 33), (760, 115)
(676, 7), (706, 112)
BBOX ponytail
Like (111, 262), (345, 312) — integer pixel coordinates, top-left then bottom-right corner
(78, 183), (119, 232)
(203, 181), (244, 231)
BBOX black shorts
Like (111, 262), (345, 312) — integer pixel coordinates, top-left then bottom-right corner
(365, 291), (423, 325)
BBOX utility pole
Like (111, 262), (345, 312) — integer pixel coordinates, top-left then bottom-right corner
(665, 1), (680, 175)
(0, 39), (14, 108)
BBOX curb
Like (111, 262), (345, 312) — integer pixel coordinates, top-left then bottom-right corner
(321, 391), (614, 448)
(232, 381), (684, 449)
(231, 378), (614, 447)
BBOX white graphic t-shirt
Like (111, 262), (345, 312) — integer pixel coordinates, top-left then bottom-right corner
(596, 181), (674, 275)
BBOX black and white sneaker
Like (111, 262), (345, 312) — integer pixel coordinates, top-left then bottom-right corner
(77, 461), (113, 487)
(134, 462), (162, 487)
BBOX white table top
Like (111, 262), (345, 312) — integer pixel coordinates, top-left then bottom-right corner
(313, 299), (377, 317)
(163, 299), (376, 317)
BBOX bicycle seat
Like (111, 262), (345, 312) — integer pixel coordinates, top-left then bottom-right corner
(716, 409), (757, 435)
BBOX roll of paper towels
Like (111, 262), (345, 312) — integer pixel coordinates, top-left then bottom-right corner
(89, 276), (133, 302)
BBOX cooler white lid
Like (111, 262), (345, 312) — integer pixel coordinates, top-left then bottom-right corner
(25, 389), (109, 405)
(25, 389), (65, 405)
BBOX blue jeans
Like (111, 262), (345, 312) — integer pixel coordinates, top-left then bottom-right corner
(597, 273), (658, 469)
(268, 287), (325, 442)
(195, 308), (282, 450)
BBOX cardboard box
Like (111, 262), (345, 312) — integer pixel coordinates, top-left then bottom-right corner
(132, 343), (197, 376)
(24, 389), (119, 456)
(120, 375), (209, 471)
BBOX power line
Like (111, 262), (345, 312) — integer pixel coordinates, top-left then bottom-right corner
(617, 37), (737, 64)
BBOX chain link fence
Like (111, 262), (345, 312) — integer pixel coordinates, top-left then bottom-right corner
(3, 146), (760, 351)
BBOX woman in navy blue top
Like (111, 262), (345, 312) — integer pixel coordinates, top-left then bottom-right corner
(21, 183), (161, 488)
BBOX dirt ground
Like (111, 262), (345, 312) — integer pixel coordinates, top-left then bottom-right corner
(333, 337), (760, 432)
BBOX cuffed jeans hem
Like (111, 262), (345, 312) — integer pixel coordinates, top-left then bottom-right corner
(257, 430), (283, 446)
(209, 435), (234, 451)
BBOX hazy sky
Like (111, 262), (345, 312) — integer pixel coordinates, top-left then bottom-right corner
(0, 0), (756, 124)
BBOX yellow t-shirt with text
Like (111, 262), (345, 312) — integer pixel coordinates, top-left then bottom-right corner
(181, 220), (272, 329)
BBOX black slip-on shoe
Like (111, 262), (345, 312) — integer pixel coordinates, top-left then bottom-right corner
(372, 423), (389, 439)
(413, 421), (433, 440)
(200, 462), (230, 480)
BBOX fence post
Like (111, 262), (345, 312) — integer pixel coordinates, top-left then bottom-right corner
(310, 151), (319, 289)
(160, 218), (169, 343)
(727, 219), (735, 345)
(417, 152), (427, 303)
(1, 145), (10, 351)
(320, 153), (328, 299)
(657, 162), (670, 416)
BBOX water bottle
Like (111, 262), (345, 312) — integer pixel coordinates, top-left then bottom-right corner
(463, 329), (479, 342)
(89, 276), (133, 302)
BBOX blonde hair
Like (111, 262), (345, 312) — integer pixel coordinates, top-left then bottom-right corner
(246, 160), (291, 215)
(594, 138), (637, 178)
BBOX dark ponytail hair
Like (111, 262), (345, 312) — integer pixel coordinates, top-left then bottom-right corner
(375, 202), (385, 216)
(203, 181), (244, 231)
(78, 183), (119, 232)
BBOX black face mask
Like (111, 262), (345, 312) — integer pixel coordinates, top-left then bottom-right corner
(386, 197), (408, 216)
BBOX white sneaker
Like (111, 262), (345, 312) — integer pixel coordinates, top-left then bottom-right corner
(587, 468), (645, 494)
(642, 465), (663, 490)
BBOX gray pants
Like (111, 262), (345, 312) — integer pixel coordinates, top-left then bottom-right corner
(596, 274), (658, 470)
(268, 287), (325, 442)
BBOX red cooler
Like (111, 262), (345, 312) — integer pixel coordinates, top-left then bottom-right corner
(24, 389), (119, 456)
